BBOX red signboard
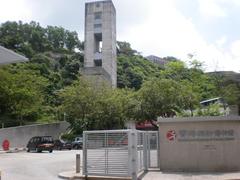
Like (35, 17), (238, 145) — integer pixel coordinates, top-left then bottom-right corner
(136, 120), (156, 129)
(2, 139), (10, 151)
(166, 130), (176, 141)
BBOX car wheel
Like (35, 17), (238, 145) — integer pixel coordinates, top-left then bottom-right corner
(49, 149), (53, 153)
(27, 148), (30, 152)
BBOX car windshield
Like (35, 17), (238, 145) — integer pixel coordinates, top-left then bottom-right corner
(76, 137), (83, 141)
(41, 137), (53, 143)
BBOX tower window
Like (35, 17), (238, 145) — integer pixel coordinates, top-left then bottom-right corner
(94, 24), (102, 28)
(94, 59), (102, 67)
(94, 33), (102, 53)
(94, 12), (102, 20)
(96, 3), (101, 8)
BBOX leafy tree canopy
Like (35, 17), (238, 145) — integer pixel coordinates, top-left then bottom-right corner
(0, 20), (239, 130)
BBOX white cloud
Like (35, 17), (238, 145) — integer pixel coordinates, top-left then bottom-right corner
(231, 40), (240, 57)
(216, 36), (227, 47)
(118, 0), (239, 72)
(0, 0), (239, 72)
(0, 0), (32, 22)
(198, 0), (227, 18)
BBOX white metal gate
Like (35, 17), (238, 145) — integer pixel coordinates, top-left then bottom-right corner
(83, 130), (159, 180)
(146, 131), (159, 168)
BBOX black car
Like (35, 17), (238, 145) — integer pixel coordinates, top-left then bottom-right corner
(54, 139), (72, 150)
(27, 136), (54, 153)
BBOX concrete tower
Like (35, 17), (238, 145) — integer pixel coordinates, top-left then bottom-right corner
(84, 0), (117, 88)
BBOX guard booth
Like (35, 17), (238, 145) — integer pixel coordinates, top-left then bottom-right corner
(158, 116), (240, 172)
(82, 130), (159, 180)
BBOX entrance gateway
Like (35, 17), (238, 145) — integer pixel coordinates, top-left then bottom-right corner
(82, 116), (240, 179)
(82, 130), (159, 180)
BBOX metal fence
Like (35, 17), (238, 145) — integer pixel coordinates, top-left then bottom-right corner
(137, 131), (145, 172)
(146, 131), (159, 168)
(83, 129), (159, 180)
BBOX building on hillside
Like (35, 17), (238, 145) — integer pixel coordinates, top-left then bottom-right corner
(208, 71), (240, 83)
(200, 97), (229, 115)
(145, 55), (166, 66)
(200, 97), (227, 107)
(200, 97), (239, 116)
(83, 0), (117, 88)
(0, 46), (28, 65)
(145, 55), (178, 67)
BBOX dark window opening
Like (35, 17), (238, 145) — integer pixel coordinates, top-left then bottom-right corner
(94, 24), (102, 28)
(96, 3), (100, 8)
(94, 33), (102, 53)
(94, 12), (102, 20)
(94, 59), (102, 67)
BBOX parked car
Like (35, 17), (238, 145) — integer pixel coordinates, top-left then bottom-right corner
(27, 136), (54, 153)
(72, 136), (83, 149)
(54, 139), (72, 150)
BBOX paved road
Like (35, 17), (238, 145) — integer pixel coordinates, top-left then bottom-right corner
(0, 150), (82, 180)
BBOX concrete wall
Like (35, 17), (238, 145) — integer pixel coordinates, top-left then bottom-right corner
(158, 116), (240, 172)
(229, 105), (239, 115)
(0, 121), (69, 150)
(82, 66), (112, 87)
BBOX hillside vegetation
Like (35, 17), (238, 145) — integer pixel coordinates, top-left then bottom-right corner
(0, 21), (239, 132)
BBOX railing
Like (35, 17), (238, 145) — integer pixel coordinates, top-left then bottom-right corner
(83, 130), (130, 177)
(83, 130), (159, 180)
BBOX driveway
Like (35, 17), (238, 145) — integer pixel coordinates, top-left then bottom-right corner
(0, 150), (82, 180)
(2, 150), (240, 180)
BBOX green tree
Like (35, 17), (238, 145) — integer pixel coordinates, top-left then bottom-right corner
(0, 68), (49, 126)
(117, 54), (162, 89)
(117, 41), (137, 56)
(195, 103), (224, 116)
(59, 78), (136, 133)
(180, 81), (200, 116)
(137, 78), (184, 124)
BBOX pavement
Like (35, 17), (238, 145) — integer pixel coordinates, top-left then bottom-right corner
(59, 168), (240, 180)
(59, 170), (240, 180)
(141, 171), (240, 180)
(0, 149), (81, 180)
(1, 150), (240, 180)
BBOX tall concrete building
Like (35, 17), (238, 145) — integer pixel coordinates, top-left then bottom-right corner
(83, 0), (117, 88)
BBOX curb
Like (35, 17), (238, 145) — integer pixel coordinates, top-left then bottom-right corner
(58, 171), (132, 180)
(58, 171), (83, 180)
(0, 148), (26, 154)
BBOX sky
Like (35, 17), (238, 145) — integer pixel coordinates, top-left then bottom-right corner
(0, 0), (239, 72)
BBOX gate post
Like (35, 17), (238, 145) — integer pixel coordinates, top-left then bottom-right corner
(143, 132), (148, 172)
(76, 154), (81, 173)
(82, 132), (87, 176)
(128, 130), (138, 180)
(157, 131), (160, 169)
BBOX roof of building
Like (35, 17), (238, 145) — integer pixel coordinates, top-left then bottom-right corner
(200, 97), (222, 104)
(145, 55), (166, 66)
(0, 46), (28, 65)
(157, 115), (240, 123)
